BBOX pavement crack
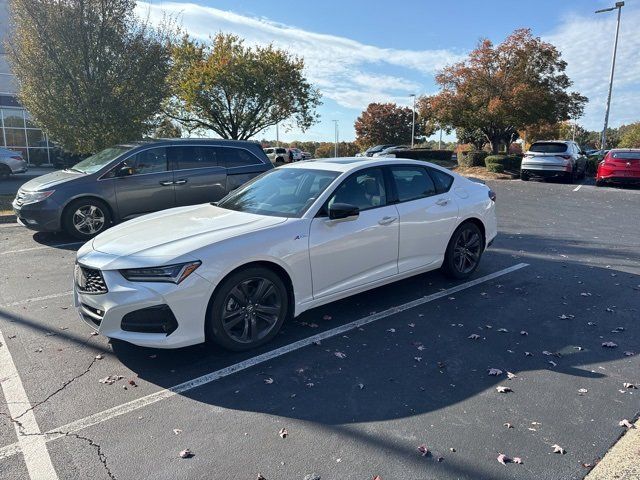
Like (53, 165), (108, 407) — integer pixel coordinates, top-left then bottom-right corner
(13, 356), (100, 421)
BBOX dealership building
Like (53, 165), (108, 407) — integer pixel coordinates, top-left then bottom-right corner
(0, 0), (53, 165)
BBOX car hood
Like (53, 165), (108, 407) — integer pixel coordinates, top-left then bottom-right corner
(20, 170), (85, 191)
(88, 204), (287, 264)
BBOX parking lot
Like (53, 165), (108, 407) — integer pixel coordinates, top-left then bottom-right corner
(0, 178), (639, 480)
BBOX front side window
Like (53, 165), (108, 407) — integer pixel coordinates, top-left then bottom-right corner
(327, 167), (387, 211)
(127, 147), (168, 175)
(220, 148), (260, 168)
(391, 166), (436, 202)
(170, 146), (218, 170)
(428, 167), (454, 194)
(217, 168), (339, 218)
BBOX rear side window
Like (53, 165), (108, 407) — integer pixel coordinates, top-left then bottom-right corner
(428, 168), (454, 194)
(170, 146), (218, 170)
(276, 148), (287, 154)
(128, 147), (168, 175)
(219, 148), (261, 168)
(530, 142), (568, 153)
(390, 166), (436, 202)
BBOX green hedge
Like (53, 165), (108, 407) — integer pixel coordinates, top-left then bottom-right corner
(586, 154), (602, 176)
(485, 154), (523, 173)
(458, 150), (488, 167)
(393, 149), (455, 168)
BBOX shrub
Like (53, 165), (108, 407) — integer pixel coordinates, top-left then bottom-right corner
(485, 154), (522, 173)
(586, 155), (602, 176)
(458, 150), (488, 167)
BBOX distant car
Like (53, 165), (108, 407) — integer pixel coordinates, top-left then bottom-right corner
(0, 148), (28, 179)
(301, 151), (313, 160)
(596, 149), (640, 187)
(263, 147), (289, 164)
(363, 144), (396, 157)
(74, 157), (497, 350)
(288, 148), (304, 162)
(372, 145), (410, 157)
(13, 139), (273, 239)
(520, 140), (587, 183)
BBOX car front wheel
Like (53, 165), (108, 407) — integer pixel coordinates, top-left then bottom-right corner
(442, 222), (484, 279)
(62, 198), (111, 240)
(208, 267), (289, 351)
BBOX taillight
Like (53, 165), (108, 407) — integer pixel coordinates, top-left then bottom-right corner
(488, 190), (496, 202)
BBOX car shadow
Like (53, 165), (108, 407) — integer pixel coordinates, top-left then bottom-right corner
(31, 231), (83, 249)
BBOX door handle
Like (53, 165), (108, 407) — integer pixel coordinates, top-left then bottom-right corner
(436, 198), (450, 206)
(159, 180), (173, 186)
(174, 179), (187, 185)
(378, 216), (397, 225)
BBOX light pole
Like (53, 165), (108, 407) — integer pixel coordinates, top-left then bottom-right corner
(332, 120), (339, 157)
(409, 94), (416, 148)
(276, 123), (280, 147)
(596, 1), (624, 151)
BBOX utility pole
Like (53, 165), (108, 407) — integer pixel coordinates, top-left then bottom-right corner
(409, 94), (416, 148)
(596, 1), (624, 151)
(332, 120), (339, 157)
(438, 128), (443, 150)
(276, 123), (280, 147)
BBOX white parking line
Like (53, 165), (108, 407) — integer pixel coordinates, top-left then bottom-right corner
(1, 292), (73, 308)
(573, 184), (583, 192)
(0, 262), (528, 461)
(1, 242), (83, 255)
(0, 331), (59, 479)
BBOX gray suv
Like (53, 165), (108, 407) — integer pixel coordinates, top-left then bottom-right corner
(13, 139), (273, 239)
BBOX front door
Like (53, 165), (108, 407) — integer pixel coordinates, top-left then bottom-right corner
(309, 167), (399, 299)
(169, 146), (227, 206)
(113, 146), (175, 220)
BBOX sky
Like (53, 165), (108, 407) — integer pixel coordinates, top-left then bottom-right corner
(138, 0), (640, 143)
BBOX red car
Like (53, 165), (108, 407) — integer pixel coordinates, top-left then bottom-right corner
(596, 149), (640, 186)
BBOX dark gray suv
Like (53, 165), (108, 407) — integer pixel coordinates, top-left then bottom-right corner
(12, 139), (273, 239)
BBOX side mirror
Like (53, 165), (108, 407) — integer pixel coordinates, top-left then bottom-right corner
(118, 165), (134, 177)
(328, 202), (359, 220)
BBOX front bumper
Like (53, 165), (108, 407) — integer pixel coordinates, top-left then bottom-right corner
(12, 199), (62, 232)
(74, 268), (214, 349)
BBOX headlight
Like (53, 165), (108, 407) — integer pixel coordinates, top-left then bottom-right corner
(120, 261), (201, 284)
(19, 190), (55, 205)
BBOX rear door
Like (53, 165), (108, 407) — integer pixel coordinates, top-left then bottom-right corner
(113, 146), (175, 219)
(219, 147), (269, 193)
(170, 145), (227, 206)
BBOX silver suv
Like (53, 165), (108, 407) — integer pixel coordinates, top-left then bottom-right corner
(13, 139), (273, 239)
(0, 148), (28, 178)
(521, 140), (587, 183)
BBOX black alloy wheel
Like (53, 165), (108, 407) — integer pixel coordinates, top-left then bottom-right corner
(442, 222), (484, 279)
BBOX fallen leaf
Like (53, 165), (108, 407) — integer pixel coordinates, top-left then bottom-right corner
(358, 383), (364, 390)
(558, 314), (574, 320)
(128, 379), (137, 387)
(497, 453), (510, 465)
(449, 447), (456, 452)
(602, 342), (618, 348)
(468, 334), (480, 340)
(35, 348), (43, 353)
(580, 292), (592, 297)
(548, 361), (557, 367)
(578, 388), (588, 394)
(520, 331), (528, 336)
(173, 429), (182, 435)
(496, 386), (512, 393)
(513, 457), (523, 464)
(414, 357), (422, 362)
(322, 315), (332, 320)
(279, 428), (288, 438)
(542, 351), (552, 356)
(503, 422), (513, 428)
(264, 377), (274, 384)
(90, 332), (99, 336)
(488, 368), (503, 376)
(386, 328), (396, 333)
(497, 328), (508, 333)
(552, 444), (565, 454)
(334, 352), (347, 359)
(372, 477), (381, 480)
(417, 445), (429, 457)
(179, 449), (193, 458)
(618, 419), (634, 429)
(623, 382), (637, 389)
(623, 351), (635, 356)
(257, 475), (267, 480)
(306, 382), (314, 387)
(95, 354), (103, 360)
(507, 372), (517, 379)
(525, 352), (533, 357)
(408, 323), (416, 328)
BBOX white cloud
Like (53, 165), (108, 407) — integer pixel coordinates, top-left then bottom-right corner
(136, 1), (460, 113)
(545, 7), (640, 130)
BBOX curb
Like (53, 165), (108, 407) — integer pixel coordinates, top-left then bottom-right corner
(0, 214), (16, 224)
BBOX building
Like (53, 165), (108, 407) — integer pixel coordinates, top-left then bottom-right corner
(0, 0), (53, 165)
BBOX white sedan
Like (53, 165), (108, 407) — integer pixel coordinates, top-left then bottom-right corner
(74, 158), (497, 350)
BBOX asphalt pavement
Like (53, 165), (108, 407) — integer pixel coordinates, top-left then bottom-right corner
(0, 178), (639, 480)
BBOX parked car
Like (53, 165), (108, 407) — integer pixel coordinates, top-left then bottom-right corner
(301, 151), (313, 160)
(520, 140), (587, 183)
(372, 145), (409, 157)
(288, 148), (304, 162)
(596, 149), (640, 187)
(363, 144), (396, 157)
(13, 139), (273, 239)
(74, 157), (497, 350)
(263, 147), (289, 164)
(0, 148), (28, 178)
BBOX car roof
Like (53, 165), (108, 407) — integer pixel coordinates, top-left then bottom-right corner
(115, 138), (263, 149)
(278, 157), (452, 173)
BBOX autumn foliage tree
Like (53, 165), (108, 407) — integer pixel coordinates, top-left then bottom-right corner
(354, 102), (430, 149)
(167, 33), (321, 140)
(421, 29), (587, 154)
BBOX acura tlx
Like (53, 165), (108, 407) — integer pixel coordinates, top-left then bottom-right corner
(74, 158), (497, 351)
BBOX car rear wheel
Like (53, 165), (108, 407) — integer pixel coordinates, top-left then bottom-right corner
(441, 222), (484, 279)
(62, 198), (111, 240)
(208, 266), (289, 351)
(0, 164), (11, 179)
(595, 179), (605, 187)
(520, 171), (529, 181)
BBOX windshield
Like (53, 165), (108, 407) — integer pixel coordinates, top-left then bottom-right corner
(217, 168), (340, 218)
(529, 142), (568, 154)
(71, 146), (130, 174)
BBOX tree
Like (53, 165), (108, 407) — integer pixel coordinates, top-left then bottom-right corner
(619, 122), (640, 148)
(151, 116), (182, 138)
(420, 29), (587, 154)
(354, 102), (431, 148)
(167, 33), (321, 140)
(314, 142), (359, 158)
(456, 127), (486, 150)
(7, 0), (171, 154)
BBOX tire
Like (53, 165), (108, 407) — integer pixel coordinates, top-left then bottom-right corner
(520, 171), (529, 181)
(595, 179), (605, 187)
(62, 198), (112, 240)
(441, 222), (484, 279)
(207, 266), (289, 351)
(0, 164), (11, 179)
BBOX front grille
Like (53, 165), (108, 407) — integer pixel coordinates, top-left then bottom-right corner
(75, 265), (108, 294)
(14, 190), (25, 207)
